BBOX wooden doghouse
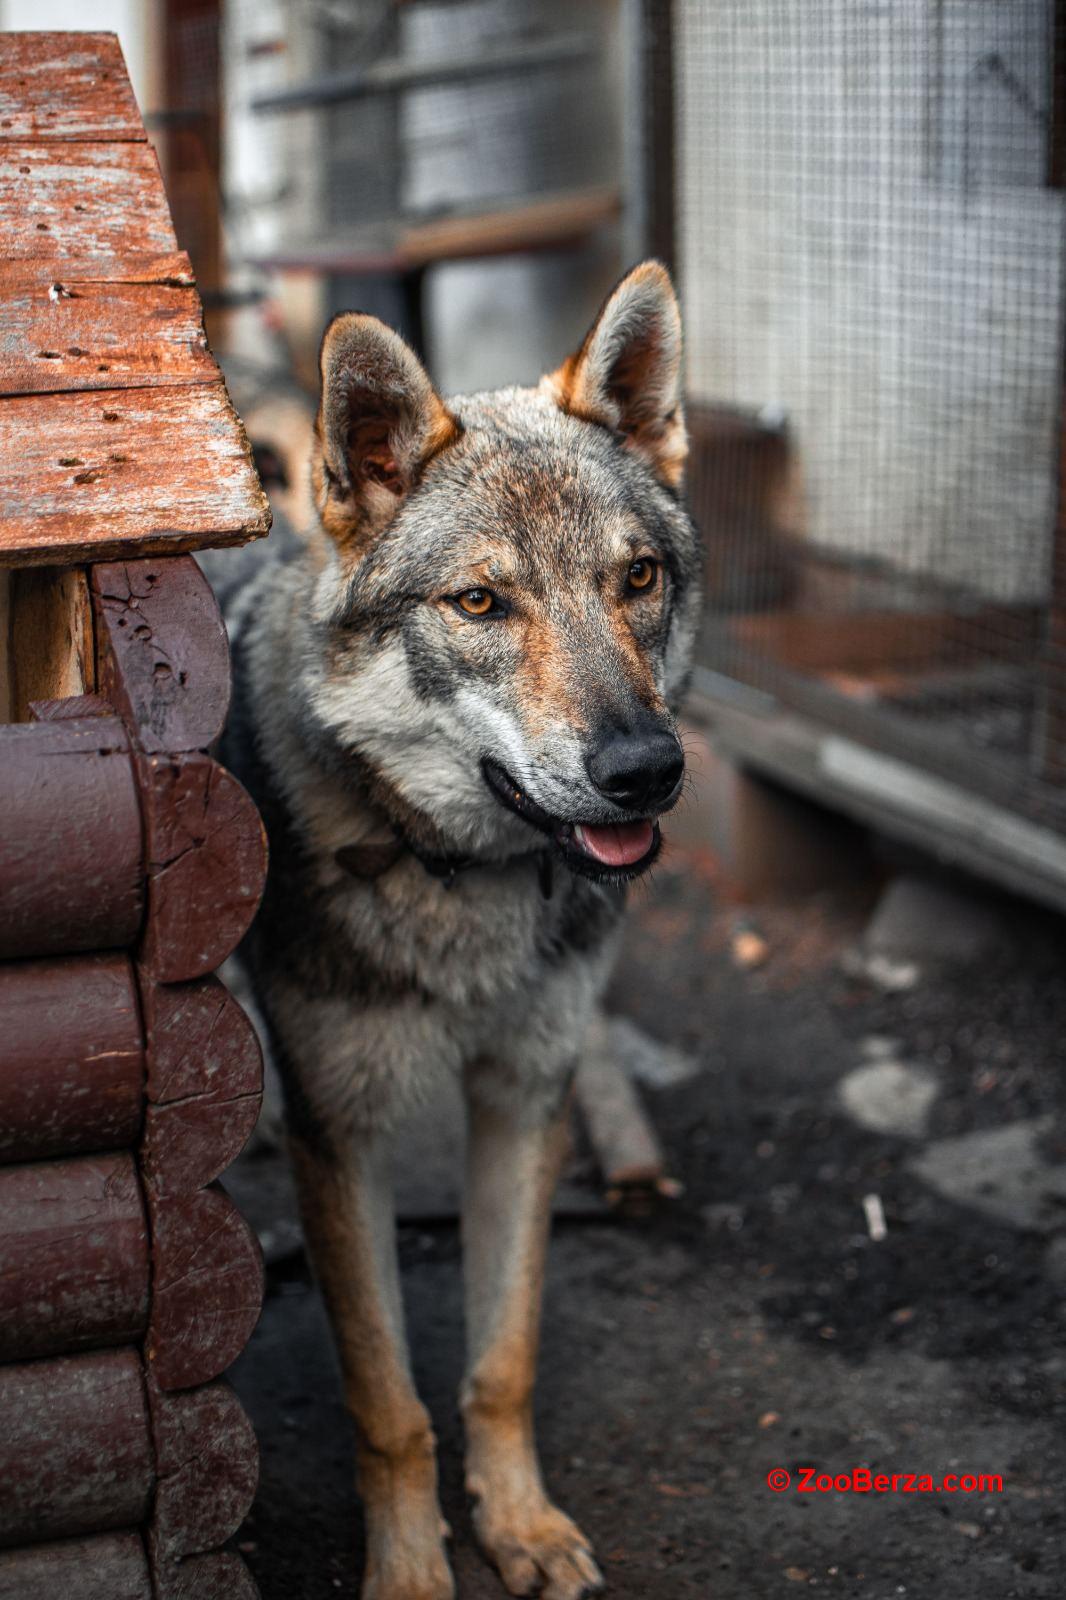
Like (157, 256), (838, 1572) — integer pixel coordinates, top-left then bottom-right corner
(0, 34), (270, 1599)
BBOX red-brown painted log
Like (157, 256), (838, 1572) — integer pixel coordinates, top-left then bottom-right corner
(154, 1551), (260, 1600)
(92, 557), (232, 753)
(147, 1182), (264, 1391)
(148, 1376), (258, 1561)
(0, 952), (143, 1162)
(139, 752), (267, 983)
(0, 1532), (152, 1599)
(141, 974), (262, 1196)
(0, 1348), (154, 1547)
(0, 1153), (150, 1361)
(0, 715), (144, 960)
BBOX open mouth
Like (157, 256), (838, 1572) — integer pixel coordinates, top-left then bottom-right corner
(482, 760), (663, 881)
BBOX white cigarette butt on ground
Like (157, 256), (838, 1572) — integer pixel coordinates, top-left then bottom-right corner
(863, 1192), (887, 1241)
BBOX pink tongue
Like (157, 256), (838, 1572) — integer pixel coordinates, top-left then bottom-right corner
(574, 820), (654, 867)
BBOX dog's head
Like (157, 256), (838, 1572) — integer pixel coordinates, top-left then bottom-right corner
(307, 261), (701, 882)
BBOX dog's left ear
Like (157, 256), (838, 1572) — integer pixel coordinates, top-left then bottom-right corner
(545, 260), (686, 489)
(313, 313), (460, 556)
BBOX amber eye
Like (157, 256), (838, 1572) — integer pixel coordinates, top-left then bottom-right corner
(456, 588), (496, 616)
(626, 557), (658, 593)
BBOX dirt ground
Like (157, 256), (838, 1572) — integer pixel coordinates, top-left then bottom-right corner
(227, 830), (1066, 1599)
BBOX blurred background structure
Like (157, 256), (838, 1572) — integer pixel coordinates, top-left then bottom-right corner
(2, 0), (1064, 910)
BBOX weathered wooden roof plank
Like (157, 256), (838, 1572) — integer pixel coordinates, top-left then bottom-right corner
(0, 385), (271, 565)
(0, 280), (217, 396)
(0, 33), (143, 142)
(0, 142), (177, 262)
(0, 34), (268, 565)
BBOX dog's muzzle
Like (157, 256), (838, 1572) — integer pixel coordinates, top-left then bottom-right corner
(481, 757), (678, 882)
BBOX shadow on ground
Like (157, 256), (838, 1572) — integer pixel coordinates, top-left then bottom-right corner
(227, 839), (1066, 1599)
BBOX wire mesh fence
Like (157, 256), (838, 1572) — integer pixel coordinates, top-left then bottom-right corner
(675, 0), (1066, 834)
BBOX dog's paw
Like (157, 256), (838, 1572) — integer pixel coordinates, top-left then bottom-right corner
(362, 1548), (455, 1600)
(473, 1497), (603, 1600)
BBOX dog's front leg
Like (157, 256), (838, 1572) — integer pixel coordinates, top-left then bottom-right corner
(460, 1077), (603, 1599)
(289, 1132), (453, 1600)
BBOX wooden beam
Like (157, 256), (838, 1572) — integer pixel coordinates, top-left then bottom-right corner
(5, 566), (94, 718)
(0, 384), (270, 567)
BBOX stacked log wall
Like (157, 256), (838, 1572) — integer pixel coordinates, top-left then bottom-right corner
(0, 35), (271, 1589)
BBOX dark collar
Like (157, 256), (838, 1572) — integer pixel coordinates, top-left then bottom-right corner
(336, 835), (554, 897)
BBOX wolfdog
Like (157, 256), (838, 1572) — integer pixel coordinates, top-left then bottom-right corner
(222, 261), (700, 1600)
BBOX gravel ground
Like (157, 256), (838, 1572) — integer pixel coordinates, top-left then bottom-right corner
(228, 835), (1066, 1599)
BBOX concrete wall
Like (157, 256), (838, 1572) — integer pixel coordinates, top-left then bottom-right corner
(677, 0), (1063, 601)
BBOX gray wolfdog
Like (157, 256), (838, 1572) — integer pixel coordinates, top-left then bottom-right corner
(221, 261), (700, 1600)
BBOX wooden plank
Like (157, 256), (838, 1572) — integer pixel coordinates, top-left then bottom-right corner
(0, 952), (143, 1164)
(0, 141), (176, 262)
(0, 715), (144, 960)
(139, 752), (267, 984)
(147, 1183), (264, 1391)
(0, 1348), (154, 1547)
(0, 34), (143, 143)
(141, 975), (263, 1197)
(0, 1153), (150, 1362)
(92, 556), (231, 753)
(0, 1533), (152, 1600)
(0, 279), (215, 396)
(0, 383), (271, 566)
(0, 251), (195, 289)
(726, 606), (1042, 676)
(250, 184), (622, 272)
(6, 565), (93, 718)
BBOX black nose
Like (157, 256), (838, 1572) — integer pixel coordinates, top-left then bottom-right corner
(586, 727), (684, 811)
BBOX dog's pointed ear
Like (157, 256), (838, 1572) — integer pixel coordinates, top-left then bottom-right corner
(545, 260), (686, 489)
(313, 313), (460, 555)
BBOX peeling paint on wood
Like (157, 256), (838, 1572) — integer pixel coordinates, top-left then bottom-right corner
(0, 251), (195, 290)
(0, 279), (216, 395)
(0, 34), (142, 143)
(0, 142), (176, 262)
(0, 37), (266, 568)
(0, 383), (271, 565)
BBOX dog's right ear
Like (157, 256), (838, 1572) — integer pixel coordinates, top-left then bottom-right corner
(312, 314), (460, 557)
